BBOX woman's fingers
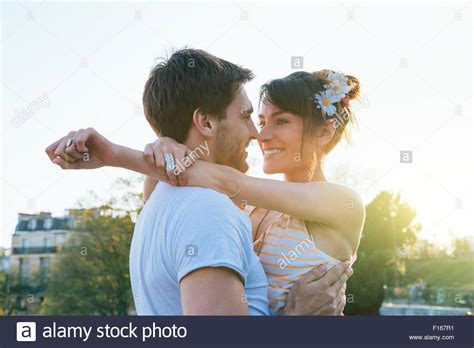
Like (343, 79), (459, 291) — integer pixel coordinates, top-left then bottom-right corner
(154, 146), (166, 169)
(163, 150), (179, 186)
(74, 129), (90, 153)
(54, 131), (77, 162)
(64, 147), (84, 161)
(144, 143), (172, 182)
(175, 146), (189, 186)
(64, 129), (90, 161)
(167, 144), (192, 186)
(45, 137), (64, 161)
(144, 138), (194, 186)
(65, 140), (85, 161)
(52, 157), (81, 170)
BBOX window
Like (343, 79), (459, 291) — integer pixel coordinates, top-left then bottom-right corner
(43, 238), (52, 248)
(19, 258), (30, 280)
(40, 257), (50, 273)
(21, 239), (29, 249)
(44, 218), (53, 229)
(28, 219), (37, 230)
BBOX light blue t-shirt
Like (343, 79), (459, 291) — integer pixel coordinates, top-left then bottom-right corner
(130, 182), (269, 315)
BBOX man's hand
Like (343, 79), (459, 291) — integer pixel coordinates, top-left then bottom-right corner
(282, 261), (353, 315)
(45, 128), (117, 170)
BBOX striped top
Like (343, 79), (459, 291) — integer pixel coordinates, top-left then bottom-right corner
(246, 205), (342, 315)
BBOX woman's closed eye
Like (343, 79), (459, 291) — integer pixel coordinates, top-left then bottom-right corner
(259, 118), (289, 129)
(275, 118), (289, 125)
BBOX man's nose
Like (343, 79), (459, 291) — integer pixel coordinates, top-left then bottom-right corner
(248, 119), (260, 141)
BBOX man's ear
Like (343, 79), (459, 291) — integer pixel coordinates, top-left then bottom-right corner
(315, 118), (336, 146)
(192, 108), (218, 137)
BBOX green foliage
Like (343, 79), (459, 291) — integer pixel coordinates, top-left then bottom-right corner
(0, 272), (8, 315)
(0, 272), (44, 315)
(453, 238), (472, 258)
(41, 176), (143, 315)
(404, 257), (474, 289)
(345, 191), (421, 315)
(41, 213), (135, 315)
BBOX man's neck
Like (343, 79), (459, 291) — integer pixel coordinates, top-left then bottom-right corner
(183, 134), (214, 163)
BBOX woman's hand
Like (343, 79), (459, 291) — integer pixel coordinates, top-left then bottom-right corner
(143, 137), (191, 186)
(143, 137), (242, 197)
(45, 128), (118, 170)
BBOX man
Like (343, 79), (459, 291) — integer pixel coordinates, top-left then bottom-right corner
(46, 49), (352, 315)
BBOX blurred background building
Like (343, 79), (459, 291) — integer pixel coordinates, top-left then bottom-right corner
(9, 212), (72, 282)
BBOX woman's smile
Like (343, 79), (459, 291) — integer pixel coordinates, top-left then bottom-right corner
(263, 148), (285, 158)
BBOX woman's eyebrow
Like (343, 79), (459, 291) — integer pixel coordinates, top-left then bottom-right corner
(258, 110), (286, 119)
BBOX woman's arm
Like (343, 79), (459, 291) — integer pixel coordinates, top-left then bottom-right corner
(47, 129), (364, 237)
(46, 128), (171, 182)
(138, 136), (364, 238)
(189, 162), (365, 238)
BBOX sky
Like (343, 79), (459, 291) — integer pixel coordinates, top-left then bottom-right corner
(1, 0), (473, 249)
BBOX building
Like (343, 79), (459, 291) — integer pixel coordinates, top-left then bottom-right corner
(5, 209), (102, 314)
(9, 212), (73, 281)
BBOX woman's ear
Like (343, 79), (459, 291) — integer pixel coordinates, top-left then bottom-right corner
(315, 118), (336, 146)
(192, 108), (217, 137)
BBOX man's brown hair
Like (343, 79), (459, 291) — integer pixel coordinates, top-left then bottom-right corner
(143, 48), (254, 143)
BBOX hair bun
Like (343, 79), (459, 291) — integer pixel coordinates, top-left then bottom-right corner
(311, 70), (360, 102)
(346, 75), (360, 101)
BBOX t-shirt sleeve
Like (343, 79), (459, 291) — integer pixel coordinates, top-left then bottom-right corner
(172, 192), (251, 285)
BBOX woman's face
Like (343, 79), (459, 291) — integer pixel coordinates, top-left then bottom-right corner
(258, 101), (316, 175)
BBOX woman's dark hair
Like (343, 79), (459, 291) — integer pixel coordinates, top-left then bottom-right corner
(259, 70), (360, 168)
(143, 48), (254, 143)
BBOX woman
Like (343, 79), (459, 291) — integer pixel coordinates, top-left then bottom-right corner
(142, 70), (365, 315)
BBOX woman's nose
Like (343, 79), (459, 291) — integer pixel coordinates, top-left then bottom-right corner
(258, 123), (273, 142)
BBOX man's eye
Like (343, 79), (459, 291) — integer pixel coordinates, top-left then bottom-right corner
(276, 118), (288, 125)
(258, 122), (265, 129)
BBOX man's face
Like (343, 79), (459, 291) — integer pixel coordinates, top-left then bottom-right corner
(214, 88), (258, 172)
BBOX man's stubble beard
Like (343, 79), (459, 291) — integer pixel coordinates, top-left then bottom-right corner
(215, 123), (249, 173)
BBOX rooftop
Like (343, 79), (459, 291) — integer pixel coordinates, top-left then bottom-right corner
(15, 213), (72, 233)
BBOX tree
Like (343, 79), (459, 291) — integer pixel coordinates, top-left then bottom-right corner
(0, 272), (9, 315)
(0, 271), (44, 315)
(453, 238), (472, 258)
(40, 176), (142, 315)
(345, 191), (421, 315)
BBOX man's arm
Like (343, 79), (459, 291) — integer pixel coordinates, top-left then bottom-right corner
(180, 267), (248, 315)
(281, 261), (353, 316)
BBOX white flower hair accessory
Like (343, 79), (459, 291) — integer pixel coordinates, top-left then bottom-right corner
(327, 71), (351, 99)
(314, 71), (351, 117)
(314, 89), (339, 117)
